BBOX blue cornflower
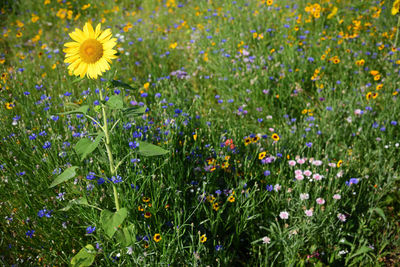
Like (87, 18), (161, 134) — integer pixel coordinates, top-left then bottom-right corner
(264, 170), (271, 176)
(129, 141), (139, 149)
(86, 172), (96, 180)
(42, 141), (51, 149)
(266, 185), (273, 192)
(345, 178), (359, 186)
(215, 245), (223, 251)
(86, 226), (96, 234)
(26, 230), (35, 238)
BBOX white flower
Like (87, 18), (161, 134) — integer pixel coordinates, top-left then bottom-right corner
(262, 236), (271, 244)
(126, 246), (133, 255)
(279, 211), (289, 220)
(300, 193), (309, 200)
(274, 184), (281, 192)
(333, 194), (341, 200)
(337, 213), (346, 222)
(312, 160), (323, 166)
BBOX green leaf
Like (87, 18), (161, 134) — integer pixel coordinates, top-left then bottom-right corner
(106, 95), (123, 110)
(122, 106), (147, 117)
(71, 244), (96, 267)
(110, 79), (134, 90)
(74, 133), (105, 161)
(349, 246), (372, 259)
(369, 207), (387, 222)
(58, 105), (90, 115)
(60, 196), (88, 211)
(115, 223), (136, 246)
(49, 166), (79, 188)
(138, 141), (169, 157)
(100, 208), (128, 238)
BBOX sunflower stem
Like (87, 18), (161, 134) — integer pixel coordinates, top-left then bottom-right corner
(393, 16), (400, 61)
(99, 85), (120, 211)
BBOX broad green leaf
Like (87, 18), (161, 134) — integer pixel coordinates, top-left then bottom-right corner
(60, 196), (88, 211)
(71, 244), (95, 267)
(106, 95), (123, 110)
(138, 141), (169, 157)
(122, 106), (147, 117)
(49, 166), (78, 188)
(369, 207), (386, 222)
(74, 133), (105, 161)
(115, 223), (136, 246)
(100, 208), (128, 238)
(59, 105), (90, 115)
(349, 246), (372, 259)
(110, 79), (134, 90)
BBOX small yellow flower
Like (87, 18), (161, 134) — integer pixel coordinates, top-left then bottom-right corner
(200, 234), (207, 243)
(153, 233), (162, 242)
(244, 137), (251, 146)
(366, 92), (372, 100)
(271, 134), (280, 141)
(337, 160), (343, 168)
(169, 42), (177, 49)
(144, 212), (152, 219)
(5, 102), (14, 110)
(213, 202), (220, 211)
(259, 152), (266, 160)
(142, 197), (150, 202)
(227, 195), (235, 203)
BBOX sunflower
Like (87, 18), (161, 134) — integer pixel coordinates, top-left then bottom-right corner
(64, 22), (117, 79)
(392, 0), (400, 15)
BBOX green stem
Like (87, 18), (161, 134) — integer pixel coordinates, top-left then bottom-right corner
(393, 16), (400, 61)
(99, 87), (120, 211)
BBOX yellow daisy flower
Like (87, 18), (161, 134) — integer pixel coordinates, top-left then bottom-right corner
(64, 22), (117, 79)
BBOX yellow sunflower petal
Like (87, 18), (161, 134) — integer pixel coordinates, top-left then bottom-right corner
(94, 23), (102, 39)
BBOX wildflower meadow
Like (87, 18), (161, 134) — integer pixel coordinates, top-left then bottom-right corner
(1, 0), (400, 265)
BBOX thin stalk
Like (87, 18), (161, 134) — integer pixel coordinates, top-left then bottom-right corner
(393, 16), (400, 61)
(99, 87), (120, 211)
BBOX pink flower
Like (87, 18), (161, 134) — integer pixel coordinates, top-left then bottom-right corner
(279, 211), (289, 220)
(262, 236), (271, 244)
(288, 160), (296, 166)
(297, 158), (306, 164)
(274, 184), (281, 192)
(294, 169), (303, 176)
(304, 209), (313, 217)
(295, 174), (304, 181)
(333, 194), (341, 200)
(312, 160), (323, 166)
(328, 163), (336, 168)
(337, 213), (346, 222)
(312, 173), (322, 181)
(303, 170), (312, 177)
(316, 198), (325, 205)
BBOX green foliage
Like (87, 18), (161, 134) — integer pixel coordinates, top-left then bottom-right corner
(100, 208), (128, 238)
(49, 166), (79, 188)
(70, 245), (96, 267)
(105, 95), (123, 110)
(74, 133), (105, 161)
(138, 141), (169, 156)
